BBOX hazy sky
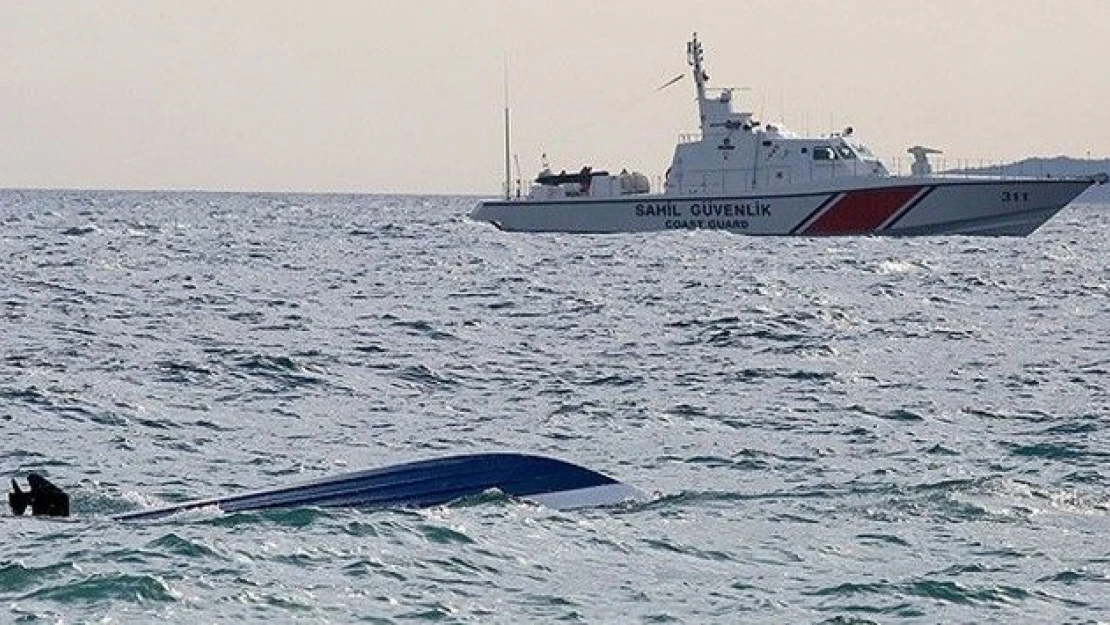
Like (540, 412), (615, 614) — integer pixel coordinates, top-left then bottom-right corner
(2, 1), (1107, 194)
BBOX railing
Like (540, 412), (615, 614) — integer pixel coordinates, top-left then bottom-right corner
(657, 156), (1091, 196)
(884, 156), (1072, 179)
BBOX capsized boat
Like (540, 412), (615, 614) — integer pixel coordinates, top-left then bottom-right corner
(8, 453), (644, 521)
(472, 35), (1107, 236)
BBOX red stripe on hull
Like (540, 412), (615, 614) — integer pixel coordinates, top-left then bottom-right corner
(804, 186), (923, 235)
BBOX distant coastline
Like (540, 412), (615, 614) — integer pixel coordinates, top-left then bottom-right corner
(945, 156), (1110, 203)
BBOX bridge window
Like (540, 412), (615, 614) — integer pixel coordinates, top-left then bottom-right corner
(812, 146), (837, 161)
(837, 145), (857, 159)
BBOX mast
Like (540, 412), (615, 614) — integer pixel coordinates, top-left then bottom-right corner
(503, 55), (512, 200)
(686, 33), (710, 130)
(504, 107), (512, 200)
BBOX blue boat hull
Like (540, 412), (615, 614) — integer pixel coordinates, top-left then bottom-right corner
(114, 453), (642, 521)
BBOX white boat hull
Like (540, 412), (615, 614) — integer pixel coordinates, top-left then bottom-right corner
(472, 177), (1096, 237)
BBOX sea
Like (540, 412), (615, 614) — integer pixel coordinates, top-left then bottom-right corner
(1, 189), (1107, 624)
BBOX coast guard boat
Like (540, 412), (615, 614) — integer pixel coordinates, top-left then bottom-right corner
(472, 35), (1107, 236)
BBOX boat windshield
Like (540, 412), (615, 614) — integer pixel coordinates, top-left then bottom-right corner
(851, 142), (875, 158)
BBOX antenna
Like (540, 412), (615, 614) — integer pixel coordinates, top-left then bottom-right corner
(655, 73), (685, 92)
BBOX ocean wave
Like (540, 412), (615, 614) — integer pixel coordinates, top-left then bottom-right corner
(19, 573), (178, 604)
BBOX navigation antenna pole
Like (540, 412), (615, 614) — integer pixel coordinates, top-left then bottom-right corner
(687, 33), (709, 130)
(503, 54), (512, 200)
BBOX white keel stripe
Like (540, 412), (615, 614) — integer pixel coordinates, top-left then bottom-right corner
(791, 192), (845, 234)
(878, 186), (935, 231)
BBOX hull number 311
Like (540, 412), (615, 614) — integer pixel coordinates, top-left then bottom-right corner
(1001, 190), (1029, 202)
